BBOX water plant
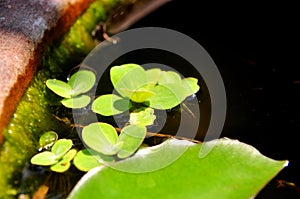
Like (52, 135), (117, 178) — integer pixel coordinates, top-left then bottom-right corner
(46, 70), (96, 108)
(31, 138), (75, 173)
(31, 63), (200, 172)
(29, 63), (287, 199)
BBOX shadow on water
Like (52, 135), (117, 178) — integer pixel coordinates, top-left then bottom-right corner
(129, 0), (300, 198)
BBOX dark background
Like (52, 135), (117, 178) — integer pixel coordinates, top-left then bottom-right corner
(129, 0), (300, 198)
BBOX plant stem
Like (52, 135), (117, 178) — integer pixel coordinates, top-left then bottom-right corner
(62, 119), (202, 144)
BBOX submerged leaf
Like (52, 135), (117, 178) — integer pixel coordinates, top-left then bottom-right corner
(117, 125), (146, 158)
(68, 70), (96, 96)
(46, 79), (73, 98)
(82, 123), (119, 155)
(92, 94), (131, 116)
(61, 95), (91, 109)
(68, 138), (288, 199)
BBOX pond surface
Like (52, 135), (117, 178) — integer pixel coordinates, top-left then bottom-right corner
(3, 1), (299, 198)
(130, 0), (300, 198)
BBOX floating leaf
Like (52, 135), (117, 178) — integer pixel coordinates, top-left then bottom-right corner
(158, 71), (182, 85)
(148, 83), (187, 109)
(120, 88), (155, 103)
(73, 149), (102, 172)
(129, 108), (156, 126)
(50, 149), (77, 173)
(146, 68), (162, 85)
(182, 77), (200, 97)
(51, 139), (73, 159)
(39, 131), (58, 150)
(92, 94), (131, 116)
(50, 161), (71, 173)
(82, 123), (119, 155)
(30, 151), (57, 166)
(68, 138), (288, 199)
(117, 125), (146, 158)
(61, 95), (91, 109)
(68, 70), (96, 96)
(110, 64), (147, 97)
(46, 79), (73, 98)
(62, 149), (77, 163)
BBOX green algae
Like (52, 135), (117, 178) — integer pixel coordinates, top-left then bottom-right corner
(0, 0), (119, 198)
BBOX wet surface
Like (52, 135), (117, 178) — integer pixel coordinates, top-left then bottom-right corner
(129, 0), (300, 198)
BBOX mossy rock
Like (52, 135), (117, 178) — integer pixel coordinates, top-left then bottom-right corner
(0, 1), (119, 198)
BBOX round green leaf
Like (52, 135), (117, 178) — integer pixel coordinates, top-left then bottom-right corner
(92, 94), (131, 116)
(82, 123), (119, 155)
(49, 149), (77, 173)
(68, 70), (96, 96)
(110, 64), (142, 88)
(73, 149), (102, 172)
(39, 131), (58, 150)
(117, 125), (146, 158)
(146, 68), (162, 85)
(61, 149), (77, 163)
(120, 88), (155, 103)
(46, 79), (73, 98)
(68, 139), (288, 199)
(30, 151), (57, 166)
(158, 71), (182, 85)
(148, 83), (187, 110)
(110, 64), (147, 97)
(51, 139), (73, 159)
(182, 77), (200, 97)
(129, 108), (156, 126)
(50, 161), (71, 173)
(61, 95), (91, 109)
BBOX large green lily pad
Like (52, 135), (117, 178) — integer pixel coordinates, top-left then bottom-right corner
(68, 138), (287, 199)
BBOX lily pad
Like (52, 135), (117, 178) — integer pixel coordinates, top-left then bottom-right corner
(68, 138), (287, 199)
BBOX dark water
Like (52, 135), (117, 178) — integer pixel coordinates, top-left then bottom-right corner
(128, 0), (300, 198)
